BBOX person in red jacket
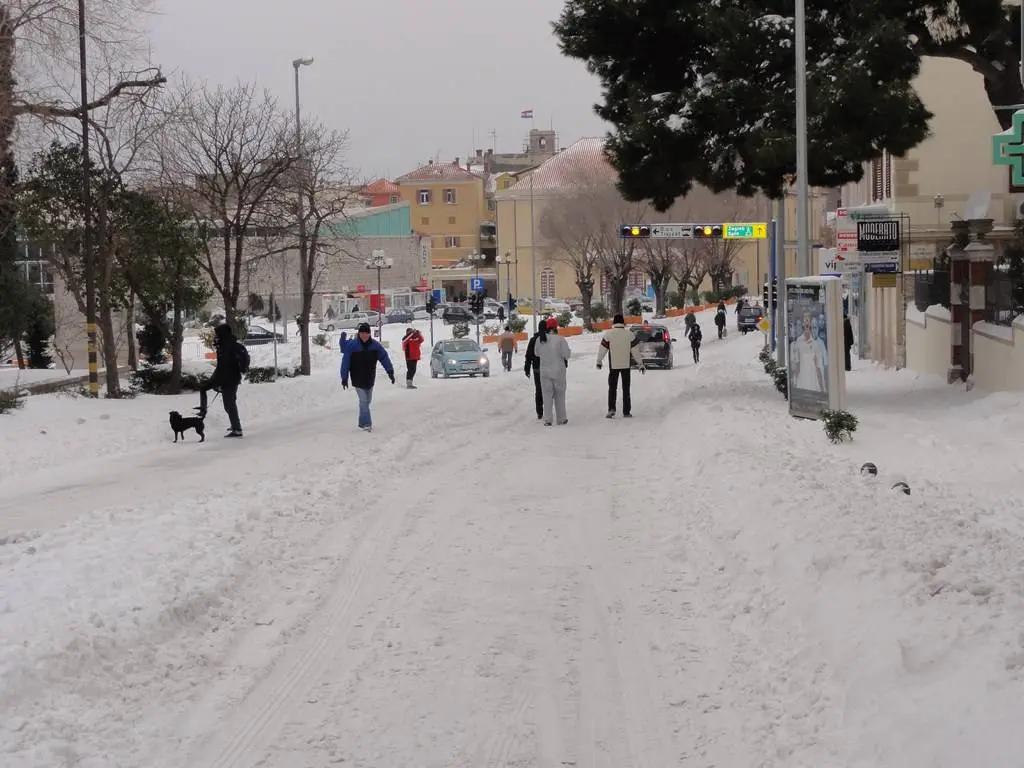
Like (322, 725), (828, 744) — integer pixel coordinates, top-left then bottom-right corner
(401, 327), (424, 389)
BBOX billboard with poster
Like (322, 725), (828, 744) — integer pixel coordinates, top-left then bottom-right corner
(785, 276), (846, 419)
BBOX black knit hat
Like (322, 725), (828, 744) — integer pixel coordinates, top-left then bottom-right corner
(357, 322), (372, 333)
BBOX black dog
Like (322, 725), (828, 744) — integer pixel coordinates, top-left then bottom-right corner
(169, 410), (205, 443)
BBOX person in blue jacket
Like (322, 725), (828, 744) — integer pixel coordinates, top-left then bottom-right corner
(340, 323), (395, 432)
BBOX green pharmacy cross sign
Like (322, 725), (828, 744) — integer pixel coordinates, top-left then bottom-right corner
(993, 109), (1024, 185)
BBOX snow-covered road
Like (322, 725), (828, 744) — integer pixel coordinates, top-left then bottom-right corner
(3, 312), (1024, 767)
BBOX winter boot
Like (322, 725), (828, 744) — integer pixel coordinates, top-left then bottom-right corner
(606, 411), (615, 419)
(225, 430), (243, 438)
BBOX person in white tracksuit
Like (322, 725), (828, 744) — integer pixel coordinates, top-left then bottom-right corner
(532, 317), (571, 426)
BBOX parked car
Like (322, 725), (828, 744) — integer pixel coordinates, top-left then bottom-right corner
(442, 306), (482, 325)
(629, 324), (674, 369)
(384, 308), (415, 324)
(542, 299), (571, 314)
(318, 311), (380, 331)
(409, 304), (431, 320)
(243, 324), (285, 346)
(737, 305), (764, 334)
(429, 339), (490, 378)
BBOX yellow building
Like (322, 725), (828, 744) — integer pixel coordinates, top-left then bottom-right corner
(395, 160), (486, 267)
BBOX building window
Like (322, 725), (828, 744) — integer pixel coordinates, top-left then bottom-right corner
(448, 216), (456, 225)
(390, 195), (399, 204)
(487, 199), (497, 212)
(421, 217), (430, 225)
(16, 259), (54, 295)
(870, 153), (892, 202)
(418, 189), (431, 205)
(444, 236), (462, 248)
(444, 188), (456, 204)
(627, 270), (645, 290)
(541, 267), (555, 298)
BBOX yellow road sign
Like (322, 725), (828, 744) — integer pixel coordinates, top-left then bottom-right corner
(757, 317), (770, 333)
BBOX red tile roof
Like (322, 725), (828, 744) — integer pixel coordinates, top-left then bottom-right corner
(365, 178), (400, 195)
(502, 138), (614, 193)
(396, 161), (482, 183)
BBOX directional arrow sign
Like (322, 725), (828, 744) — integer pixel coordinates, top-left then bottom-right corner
(723, 223), (768, 240)
(650, 224), (694, 239)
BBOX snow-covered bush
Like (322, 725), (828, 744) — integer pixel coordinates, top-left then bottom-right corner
(508, 316), (527, 334)
(821, 409), (858, 443)
(130, 365), (211, 394)
(312, 333), (329, 348)
(452, 322), (470, 339)
(245, 366), (301, 384)
(0, 389), (22, 414)
(772, 366), (788, 399)
(557, 311), (573, 328)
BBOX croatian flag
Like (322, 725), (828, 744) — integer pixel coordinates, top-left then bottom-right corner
(520, 109), (534, 119)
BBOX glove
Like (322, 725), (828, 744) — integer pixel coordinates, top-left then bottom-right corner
(342, 381), (349, 390)
(389, 373), (396, 384)
(596, 363), (602, 370)
(639, 366), (646, 375)
(524, 369), (530, 378)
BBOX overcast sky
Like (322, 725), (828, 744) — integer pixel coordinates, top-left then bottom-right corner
(147, 0), (608, 180)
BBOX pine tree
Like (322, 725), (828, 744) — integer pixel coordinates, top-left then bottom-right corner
(554, 1), (1016, 207)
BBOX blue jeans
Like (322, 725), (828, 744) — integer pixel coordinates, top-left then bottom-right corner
(356, 387), (373, 428)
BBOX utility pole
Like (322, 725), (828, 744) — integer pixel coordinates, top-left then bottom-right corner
(289, 57), (313, 344)
(365, 250), (392, 339)
(530, 174), (538, 333)
(776, 195), (788, 367)
(78, 0), (98, 397)
(795, 0), (810, 279)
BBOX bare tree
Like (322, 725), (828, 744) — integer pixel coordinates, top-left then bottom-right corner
(596, 194), (648, 315)
(538, 170), (604, 328)
(638, 239), (677, 317)
(157, 81), (298, 327)
(671, 243), (708, 306)
(260, 120), (353, 374)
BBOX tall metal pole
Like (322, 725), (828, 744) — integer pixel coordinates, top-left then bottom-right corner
(529, 174), (537, 333)
(78, 1), (98, 397)
(289, 57), (314, 344)
(776, 195), (788, 367)
(377, 265), (382, 339)
(795, 0), (810, 278)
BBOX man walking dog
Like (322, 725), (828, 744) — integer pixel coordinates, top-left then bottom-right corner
(200, 323), (249, 438)
(596, 314), (644, 418)
(341, 323), (395, 432)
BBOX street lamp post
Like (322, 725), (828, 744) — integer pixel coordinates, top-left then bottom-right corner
(497, 251), (517, 319)
(365, 249), (392, 339)
(795, 0), (810, 278)
(468, 250), (486, 343)
(290, 56), (314, 344)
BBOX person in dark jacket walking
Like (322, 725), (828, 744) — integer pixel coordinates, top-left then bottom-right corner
(686, 321), (703, 363)
(201, 323), (248, 437)
(843, 314), (855, 372)
(714, 306), (727, 339)
(341, 323), (395, 432)
(524, 324), (545, 419)
(401, 327), (424, 389)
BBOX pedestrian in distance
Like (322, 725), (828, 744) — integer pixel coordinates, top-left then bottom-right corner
(200, 323), (250, 438)
(596, 313), (645, 419)
(533, 317), (571, 426)
(687, 321), (703, 363)
(524, 324), (545, 419)
(498, 325), (518, 372)
(715, 305), (727, 339)
(844, 313), (855, 372)
(401, 327), (424, 389)
(340, 322), (396, 433)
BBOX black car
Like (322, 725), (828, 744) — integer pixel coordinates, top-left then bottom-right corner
(737, 305), (764, 334)
(442, 306), (481, 325)
(384, 308), (414, 324)
(243, 324), (285, 345)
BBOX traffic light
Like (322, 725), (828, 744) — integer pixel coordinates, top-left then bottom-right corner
(762, 279), (778, 306)
(620, 224), (651, 239)
(692, 224), (723, 238)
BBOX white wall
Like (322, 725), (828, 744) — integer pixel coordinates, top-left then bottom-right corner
(906, 307), (1024, 392)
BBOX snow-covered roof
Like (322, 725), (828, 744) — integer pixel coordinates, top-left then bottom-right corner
(498, 138), (613, 196)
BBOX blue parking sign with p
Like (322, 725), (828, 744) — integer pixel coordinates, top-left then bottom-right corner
(431, 289), (442, 302)
(470, 277), (484, 292)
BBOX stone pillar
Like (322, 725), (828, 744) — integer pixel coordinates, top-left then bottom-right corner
(948, 219), (995, 382)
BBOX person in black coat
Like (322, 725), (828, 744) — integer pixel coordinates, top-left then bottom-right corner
(202, 323), (247, 437)
(714, 307), (727, 339)
(524, 326), (544, 420)
(844, 314), (855, 372)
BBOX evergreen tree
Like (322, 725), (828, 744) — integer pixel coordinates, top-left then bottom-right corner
(553, 1), (1016, 207)
(23, 290), (53, 368)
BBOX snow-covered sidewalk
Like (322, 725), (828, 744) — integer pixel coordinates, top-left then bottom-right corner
(2, 310), (1024, 767)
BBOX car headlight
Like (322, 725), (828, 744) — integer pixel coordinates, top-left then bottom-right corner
(479, 357), (488, 365)
(447, 359), (457, 366)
